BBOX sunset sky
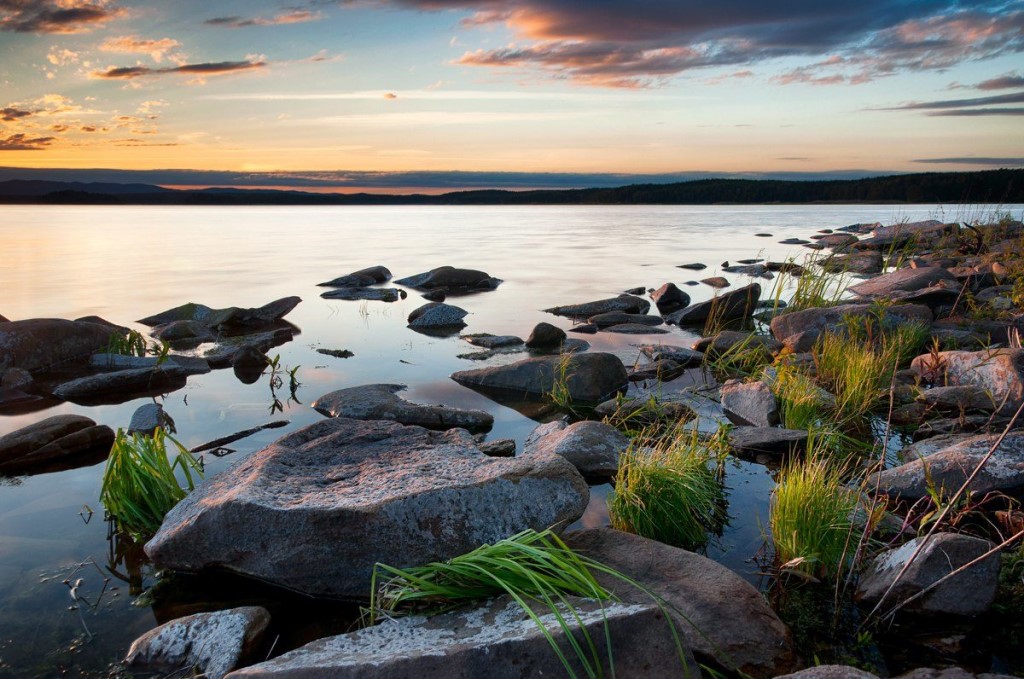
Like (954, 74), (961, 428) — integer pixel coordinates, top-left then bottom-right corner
(1, 0), (1022, 190)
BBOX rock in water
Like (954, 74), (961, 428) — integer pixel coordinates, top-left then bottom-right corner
(451, 353), (628, 404)
(317, 265), (392, 288)
(522, 420), (629, 478)
(721, 380), (779, 428)
(666, 284), (760, 325)
(0, 414), (114, 474)
(125, 606), (270, 679)
(562, 529), (797, 678)
(544, 295), (650, 318)
(226, 596), (696, 679)
(651, 282), (690, 314)
(524, 322), (566, 349)
(138, 297), (301, 329)
(0, 318), (119, 374)
(395, 266), (501, 292)
(855, 533), (999, 616)
(407, 302), (469, 328)
(145, 418), (589, 598)
(771, 303), (931, 353)
(312, 383), (493, 432)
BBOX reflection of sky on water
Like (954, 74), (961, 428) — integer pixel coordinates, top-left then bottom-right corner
(1, 203), (1010, 676)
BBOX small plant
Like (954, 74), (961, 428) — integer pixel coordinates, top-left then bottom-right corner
(106, 329), (148, 357)
(608, 427), (727, 551)
(368, 528), (693, 679)
(769, 453), (860, 580)
(702, 334), (775, 380)
(773, 259), (849, 313)
(100, 427), (204, 539)
(547, 352), (575, 411)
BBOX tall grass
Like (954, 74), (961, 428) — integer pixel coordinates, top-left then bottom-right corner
(369, 528), (692, 679)
(608, 427), (727, 551)
(769, 452), (860, 580)
(100, 427), (204, 539)
(769, 257), (849, 313)
(106, 329), (148, 357)
(702, 333), (774, 380)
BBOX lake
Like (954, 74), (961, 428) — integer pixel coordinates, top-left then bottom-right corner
(1, 203), (1018, 677)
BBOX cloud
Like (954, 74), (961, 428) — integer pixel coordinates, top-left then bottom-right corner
(91, 59), (267, 79)
(974, 71), (1024, 90)
(204, 10), (322, 28)
(100, 35), (182, 63)
(392, 0), (1024, 87)
(0, 134), (55, 150)
(881, 91), (1024, 110)
(0, 0), (125, 34)
(47, 47), (80, 65)
(1, 106), (37, 121)
(913, 156), (1024, 165)
(926, 107), (1024, 116)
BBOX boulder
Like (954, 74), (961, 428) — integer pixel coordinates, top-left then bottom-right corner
(588, 312), (664, 328)
(811, 233), (858, 249)
(728, 426), (807, 456)
(895, 669), (1015, 679)
(53, 366), (188, 404)
(602, 323), (670, 335)
(312, 384), (493, 432)
(407, 302), (468, 329)
(722, 264), (773, 278)
(870, 431), (1024, 501)
(639, 344), (703, 368)
(701, 277), (730, 289)
(853, 220), (951, 250)
(525, 322), (566, 349)
(693, 330), (781, 356)
(317, 265), (392, 288)
(230, 346), (268, 372)
(225, 595), (697, 679)
(138, 297), (301, 329)
(666, 284), (761, 326)
(563, 529), (798, 678)
(200, 329), (295, 369)
(320, 288), (405, 302)
(855, 533), (999, 616)
(544, 295), (650, 318)
(128, 403), (175, 436)
(651, 283), (690, 314)
(915, 386), (995, 413)
(776, 668), (879, 679)
(125, 606), (271, 679)
(89, 353), (210, 375)
(820, 251), (883, 275)
(0, 414), (114, 474)
(0, 318), (120, 374)
(461, 334), (524, 349)
(477, 438), (516, 457)
(721, 381), (779, 428)
(848, 266), (955, 299)
(451, 353), (628, 404)
(395, 266), (501, 292)
(678, 263), (707, 270)
(523, 420), (629, 478)
(771, 303), (932, 353)
(1, 367), (32, 389)
(145, 418), (589, 598)
(910, 349), (1024, 415)
(151, 320), (217, 343)
(629, 359), (688, 382)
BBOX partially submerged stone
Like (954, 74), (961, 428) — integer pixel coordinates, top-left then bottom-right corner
(651, 282), (690, 314)
(524, 322), (566, 349)
(721, 380), (779, 428)
(0, 414), (114, 475)
(317, 265), (392, 288)
(128, 403), (175, 436)
(395, 266), (501, 292)
(125, 606), (270, 679)
(462, 334), (524, 349)
(544, 295), (650, 318)
(407, 302), (469, 328)
(138, 297), (301, 329)
(855, 533), (999, 616)
(588, 312), (664, 328)
(53, 366), (188, 404)
(146, 418), (589, 598)
(728, 426), (807, 456)
(312, 383), (493, 432)
(602, 323), (670, 335)
(523, 420), (629, 478)
(639, 344), (703, 368)
(666, 284), (761, 326)
(451, 352), (628, 404)
(320, 288), (405, 302)
(0, 318), (120, 374)
(226, 595), (696, 679)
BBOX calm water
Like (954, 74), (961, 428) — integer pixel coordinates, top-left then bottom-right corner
(2, 203), (1019, 677)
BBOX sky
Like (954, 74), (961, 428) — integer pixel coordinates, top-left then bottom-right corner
(0, 0), (1022, 191)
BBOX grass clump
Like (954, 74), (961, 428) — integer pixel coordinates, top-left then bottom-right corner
(608, 427), (727, 551)
(703, 334), (775, 380)
(368, 528), (692, 679)
(106, 329), (148, 357)
(100, 427), (204, 539)
(769, 453), (860, 580)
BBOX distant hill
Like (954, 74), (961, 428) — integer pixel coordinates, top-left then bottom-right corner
(0, 169), (1021, 205)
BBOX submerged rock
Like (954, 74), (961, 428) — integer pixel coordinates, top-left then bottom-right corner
(701, 277), (730, 289)
(226, 595), (695, 679)
(146, 418), (589, 598)
(0, 318), (120, 374)
(523, 420), (628, 478)
(544, 295), (650, 318)
(125, 606), (271, 679)
(312, 383), (493, 432)
(395, 266), (501, 292)
(855, 533), (999, 616)
(524, 322), (566, 349)
(200, 329), (295, 368)
(461, 334), (524, 349)
(776, 668), (879, 679)
(651, 282), (690, 314)
(728, 426), (807, 456)
(89, 353), (209, 375)
(317, 265), (392, 288)
(588, 312), (664, 328)
(563, 529), (798, 678)
(320, 287), (405, 302)
(151, 320), (217, 343)
(53, 366), (188, 404)
(639, 344), (703, 367)
(0, 414), (114, 475)
(128, 403), (175, 436)
(451, 352), (628, 404)
(407, 302), (468, 329)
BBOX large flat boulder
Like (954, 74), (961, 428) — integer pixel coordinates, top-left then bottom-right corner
(395, 266), (501, 292)
(226, 595), (697, 679)
(522, 420), (628, 478)
(544, 295), (650, 318)
(910, 348), (1024, 415)
(53, 366), (188, 404)
(145, 418), (589, 598)
(0, 414), (114, 475)
(771, 303), (932, 353)
(138, 297), (301, 329)
(0, 318), (119, 374)
(451, 352), (628, 404)
(665, 284), (760, 326)
(848, 266), (955, 300)
(855, 533), (1000, 616)
(312, 383), (493, 432)
(563, 528), (798, 678)
(870, 431), (1024, 501)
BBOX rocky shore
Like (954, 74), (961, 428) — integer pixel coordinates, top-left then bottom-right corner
(3, 216), (1024, 678)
